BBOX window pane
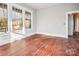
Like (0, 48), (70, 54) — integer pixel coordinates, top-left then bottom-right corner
(0, 3), (8, 35)
(25, 11), (31, 29)
(12, 7), (23, 34)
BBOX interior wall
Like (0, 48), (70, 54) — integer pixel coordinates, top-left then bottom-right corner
(36, 3), (79, 38)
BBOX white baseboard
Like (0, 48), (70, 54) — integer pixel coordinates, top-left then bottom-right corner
(10, 32), (35, 42)
(0, 32), (68, 46)
(0, 33), (10, 46)
(35, 32), (68, 38)
(0, 33), (35, 46)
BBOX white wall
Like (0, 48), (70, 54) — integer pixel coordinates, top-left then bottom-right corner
(36, 3), (79, 38)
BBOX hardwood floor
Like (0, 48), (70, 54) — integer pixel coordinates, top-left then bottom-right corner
(0, 34), (79, 56)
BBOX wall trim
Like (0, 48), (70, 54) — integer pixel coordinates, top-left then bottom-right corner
(10, 32), (35, 42)
(35, 32), (68, 38)
(0, 33), (35, 46)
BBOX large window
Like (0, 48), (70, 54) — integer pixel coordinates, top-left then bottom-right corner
(25, 11), (31, 29)
(12, 7), (23, 34)
(0, 3), (8, 34)
(0, 3), (32, 35)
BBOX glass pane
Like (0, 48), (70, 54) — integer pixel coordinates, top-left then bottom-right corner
(25, 11), (31, 29)
(12, 7), (23, 34)
(0, 3), (8, 35)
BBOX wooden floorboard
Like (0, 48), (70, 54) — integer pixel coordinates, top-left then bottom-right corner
(0, 34), (79, 56)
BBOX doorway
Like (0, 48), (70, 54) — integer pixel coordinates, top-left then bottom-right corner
(68, 11), (79, 39)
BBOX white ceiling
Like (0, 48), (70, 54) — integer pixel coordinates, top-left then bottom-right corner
(24, 3), (61, 10)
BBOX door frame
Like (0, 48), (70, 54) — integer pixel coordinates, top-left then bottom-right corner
(66, 10), (79, 38)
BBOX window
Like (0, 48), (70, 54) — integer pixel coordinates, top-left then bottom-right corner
(25, 11), (31, 29)
(0, 3), (32, 35)
(12, 7), (23, 34)
(0, 3), (8, 34)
